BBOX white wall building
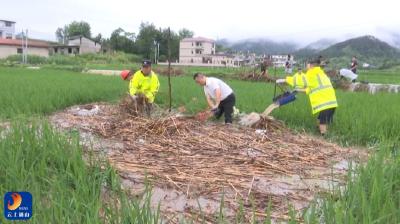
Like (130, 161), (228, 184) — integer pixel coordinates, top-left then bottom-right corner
(179, 37), (236, 67)
(271, 55), (294, 67)
(0, 20), (16, 39)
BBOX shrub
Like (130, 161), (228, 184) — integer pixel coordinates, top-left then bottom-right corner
(5, 54), (47, 64)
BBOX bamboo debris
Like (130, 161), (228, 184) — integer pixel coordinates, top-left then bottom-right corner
(55, 103), (357, 221)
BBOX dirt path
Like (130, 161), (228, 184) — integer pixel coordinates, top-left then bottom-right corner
(49, 103), (367, 223)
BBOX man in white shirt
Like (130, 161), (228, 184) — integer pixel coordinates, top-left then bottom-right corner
(194, 73), (236, 124)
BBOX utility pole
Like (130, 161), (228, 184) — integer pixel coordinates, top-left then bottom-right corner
(25, 29), (28, 64)
(21, 30), (25, 64)
(154, 40), (157, 64)
(167, 27), (172, 112)
(157, 42), (160, 63)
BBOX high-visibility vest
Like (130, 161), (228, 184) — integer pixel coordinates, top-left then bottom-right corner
(129, 70), (160, 103)
(285, 72), (307, 89)
(304, 66), (338, 114)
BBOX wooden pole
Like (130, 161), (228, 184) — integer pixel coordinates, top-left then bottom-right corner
(273, 65), (277, 100)
(167, 27), (172, 112)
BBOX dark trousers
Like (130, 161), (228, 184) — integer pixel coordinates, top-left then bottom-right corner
(214, 93), (236, 124)
(317, 108), (336, 124)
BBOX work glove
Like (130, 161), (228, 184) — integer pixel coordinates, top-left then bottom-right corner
(293, 88), (306, 93)
(210, 105), (219, 115)
(276, 79), (286, 84)
(130, 95), (138, 101)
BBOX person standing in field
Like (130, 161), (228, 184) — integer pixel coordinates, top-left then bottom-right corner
(285, 54), (293, 74)
(275, 66), (307, 89)
(120, 60), (160, 113)
(260, 55), (273, 76)
(295, 57), (338, 135)
(193, 73), (236, 124)
(351, 56), (358, 74)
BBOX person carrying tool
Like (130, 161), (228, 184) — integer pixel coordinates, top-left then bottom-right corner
(295, 57), (338, 135)
(120, 60), (160, 113)
(193, 73), (236, 124)
(260, 55), (273, 76)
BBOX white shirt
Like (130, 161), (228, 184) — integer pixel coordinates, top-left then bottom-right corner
(339, 68), (358, 81)
(204, 77), (233, 101)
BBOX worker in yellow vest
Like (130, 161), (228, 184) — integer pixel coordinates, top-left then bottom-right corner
(296, 57), (338, 135)
(276, 67), (308, 89)
(120, 60), (160, 104)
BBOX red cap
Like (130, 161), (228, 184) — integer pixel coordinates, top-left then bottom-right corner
(120, 70), (131, 80)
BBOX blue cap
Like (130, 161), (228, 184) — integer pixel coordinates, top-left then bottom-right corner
(142, 60), (152, 67)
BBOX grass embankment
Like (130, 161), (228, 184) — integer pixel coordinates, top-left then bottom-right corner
(0, 121), (159, 223)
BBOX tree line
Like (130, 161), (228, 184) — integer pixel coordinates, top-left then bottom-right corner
(56, 21), (194, 62)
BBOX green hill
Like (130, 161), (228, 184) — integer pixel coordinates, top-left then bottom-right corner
(321, 35), (400, 69)
(295, 35), (400, 69)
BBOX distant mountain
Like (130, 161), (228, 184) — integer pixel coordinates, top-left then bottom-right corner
(218, 38), (297, 55)
(321, 35), (399, 57)
(374, 28), (400, 49)
(215, 38), (230, 47)
(388, 32), (400, 49)
(294, 35), (400, 69)
(305, 38), (337, 50)
(320, 35), (400, 68)
(293, 48), (319, 60)
(293, 39), (336, 61)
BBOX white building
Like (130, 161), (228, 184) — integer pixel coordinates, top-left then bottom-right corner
(179, 37), (237, 67)
(0, 20), (16, 39)
(271, 55), (294, 67)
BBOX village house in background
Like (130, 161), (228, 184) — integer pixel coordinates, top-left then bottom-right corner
(1, 20), (292, 66)
(0, 38), (50, 59)
(0, 19), (52, 59)
(0, 20), (16, 39)
(179, 37), (239, 67)
(0, 19), (102, 59)
(270, 55), (295, 67)
(51, 35), (101, 55)
(178, 37), (295, 68)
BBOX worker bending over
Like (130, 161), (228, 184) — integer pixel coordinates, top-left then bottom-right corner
(120, 60), (160, 114)
(194, 73), (236, 124)
(121, 60), (160, 103)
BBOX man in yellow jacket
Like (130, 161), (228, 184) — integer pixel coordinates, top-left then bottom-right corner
(121, 60), (160, 104)
(276, 57), (338, 135)
(296, 57), (338, 135)
(276, 67), (308, 89)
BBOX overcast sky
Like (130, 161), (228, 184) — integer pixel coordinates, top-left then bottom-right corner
(3, 0), (400, 46)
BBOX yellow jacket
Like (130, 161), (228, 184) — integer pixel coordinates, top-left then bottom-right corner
(304, 66), (338, 114)
(285, 72), (307, 89)
(129, 70), (160, 103)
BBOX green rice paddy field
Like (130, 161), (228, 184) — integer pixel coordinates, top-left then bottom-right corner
(0, 66), (399, 223)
